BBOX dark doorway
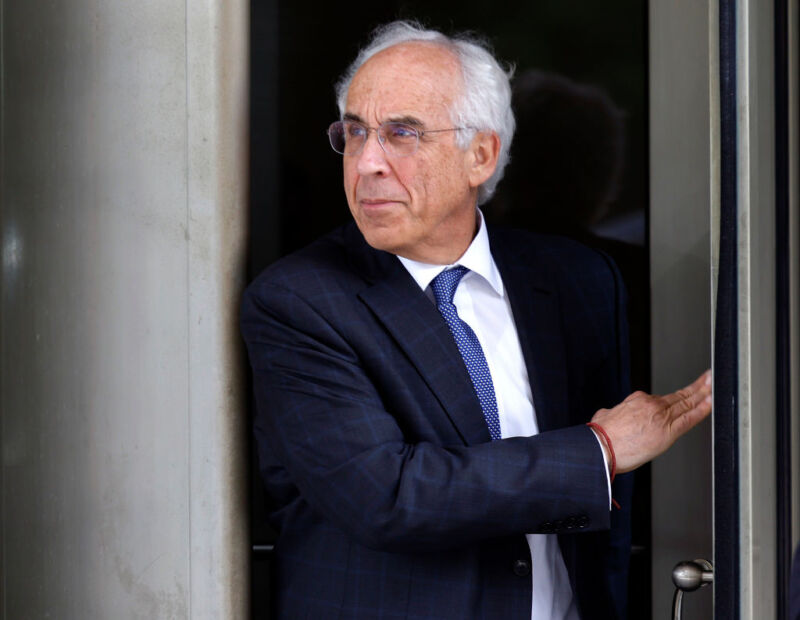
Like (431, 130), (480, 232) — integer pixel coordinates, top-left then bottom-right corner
(249, 2), (650, 617)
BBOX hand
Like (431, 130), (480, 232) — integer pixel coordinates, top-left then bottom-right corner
(590, 370), (712, 474)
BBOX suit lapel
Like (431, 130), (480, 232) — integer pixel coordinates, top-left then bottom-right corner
(346, 225), (491, 446)
(490, 231), (570, 433)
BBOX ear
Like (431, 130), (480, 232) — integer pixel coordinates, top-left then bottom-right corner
(467, 131), (501, 189)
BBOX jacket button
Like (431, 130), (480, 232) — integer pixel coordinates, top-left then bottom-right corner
(564, 517), (577, 530)
(513, 559), (531, 577)
(577, 515), (590, 528)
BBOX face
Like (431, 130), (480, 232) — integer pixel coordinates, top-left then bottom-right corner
(343, 43), (495, 264)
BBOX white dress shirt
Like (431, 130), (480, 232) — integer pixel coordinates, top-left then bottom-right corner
(397, 211), (605, 620)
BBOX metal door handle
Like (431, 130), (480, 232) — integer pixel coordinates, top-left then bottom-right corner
(671, 559), (713, 620)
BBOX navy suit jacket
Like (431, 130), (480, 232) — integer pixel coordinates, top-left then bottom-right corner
(241, 221), (633, 619)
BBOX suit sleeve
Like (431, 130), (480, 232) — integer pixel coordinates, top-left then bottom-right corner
(597, 250), (634, 617)
(241, 279), (611, 553)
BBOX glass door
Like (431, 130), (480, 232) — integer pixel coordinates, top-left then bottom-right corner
(650, 1), (799, 618)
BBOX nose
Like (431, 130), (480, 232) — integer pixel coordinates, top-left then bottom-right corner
(355, 129), (390, 176)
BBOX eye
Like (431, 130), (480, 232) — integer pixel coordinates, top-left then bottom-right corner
(345, 122), (367, 139)
(385, 123), (418, 141)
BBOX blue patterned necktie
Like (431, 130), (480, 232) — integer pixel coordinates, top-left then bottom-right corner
(430, 266), (501, 441)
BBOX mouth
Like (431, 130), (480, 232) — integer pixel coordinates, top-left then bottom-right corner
(359, 198), (402, 208)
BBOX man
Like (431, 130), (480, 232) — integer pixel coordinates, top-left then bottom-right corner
(241, 21), (711, 619)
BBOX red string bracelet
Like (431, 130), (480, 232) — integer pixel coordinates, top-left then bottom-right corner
(586, 422), (621, 510)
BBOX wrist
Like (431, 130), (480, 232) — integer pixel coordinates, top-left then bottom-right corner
(587, 422), (620, 510)
(586, 422), (616, 483)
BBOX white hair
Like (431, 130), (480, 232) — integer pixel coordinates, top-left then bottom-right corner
(335, 21), (515, 205)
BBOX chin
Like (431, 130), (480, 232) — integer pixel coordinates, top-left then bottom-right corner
(361, 230), (402, 254)
(357, 222), (408, 256)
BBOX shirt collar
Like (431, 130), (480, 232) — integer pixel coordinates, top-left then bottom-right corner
(396, 209), (504, 297)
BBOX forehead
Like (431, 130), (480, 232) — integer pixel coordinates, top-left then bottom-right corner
(346, 42), (462, 122)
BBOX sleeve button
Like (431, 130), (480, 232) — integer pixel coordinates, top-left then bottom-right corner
(513, 559), (531, 577)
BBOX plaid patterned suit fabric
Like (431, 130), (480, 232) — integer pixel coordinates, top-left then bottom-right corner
(241, 222), (633, 619)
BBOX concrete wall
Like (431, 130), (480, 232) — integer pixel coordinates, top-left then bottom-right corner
(1, 1), (249, 617)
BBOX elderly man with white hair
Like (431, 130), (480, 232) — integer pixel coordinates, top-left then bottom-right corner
(241, 21), (711, 620)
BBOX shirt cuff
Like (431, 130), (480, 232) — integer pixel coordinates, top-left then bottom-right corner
(589, 428), (612, 510)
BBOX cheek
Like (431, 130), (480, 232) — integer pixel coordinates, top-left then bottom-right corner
(342, 160), (353, 185)
(428, 147), (464, 182)
(392, 160), (428, 206)
(342, 163), (358, 197)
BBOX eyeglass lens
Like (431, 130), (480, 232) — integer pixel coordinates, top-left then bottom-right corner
(328, 121), (419, 157)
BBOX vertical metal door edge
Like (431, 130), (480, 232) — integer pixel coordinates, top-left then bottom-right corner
(774, 0), (792, 616)
(715, 0), (740, 618)
(0, 0), (5, 616)
(735, 0), (778, 616)
(789, 0), (800, 564)
(0, 0), (4, 616)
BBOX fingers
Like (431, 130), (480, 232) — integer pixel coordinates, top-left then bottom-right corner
(661, 371), (712, 434)
(598, 370), (713, 474)
(669, 391), (712, 436)
(668, 385), (711, 420)
(659, 370), (712, 407)
(659, 370), (712, 445)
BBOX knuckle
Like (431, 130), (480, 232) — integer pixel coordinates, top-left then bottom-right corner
(646, 395), (663, 409)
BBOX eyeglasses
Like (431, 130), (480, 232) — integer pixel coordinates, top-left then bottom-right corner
(327, 120), (470, 157)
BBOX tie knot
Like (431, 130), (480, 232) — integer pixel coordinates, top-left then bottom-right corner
(430, 266), (468, 306)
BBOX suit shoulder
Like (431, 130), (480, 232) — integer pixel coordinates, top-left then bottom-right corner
(490, 227), (620, 281)
(244, 225), (361, 298)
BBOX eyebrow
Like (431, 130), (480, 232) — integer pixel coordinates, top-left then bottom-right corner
(342, 113), (426, 127)
(386, 115), (425, 127)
